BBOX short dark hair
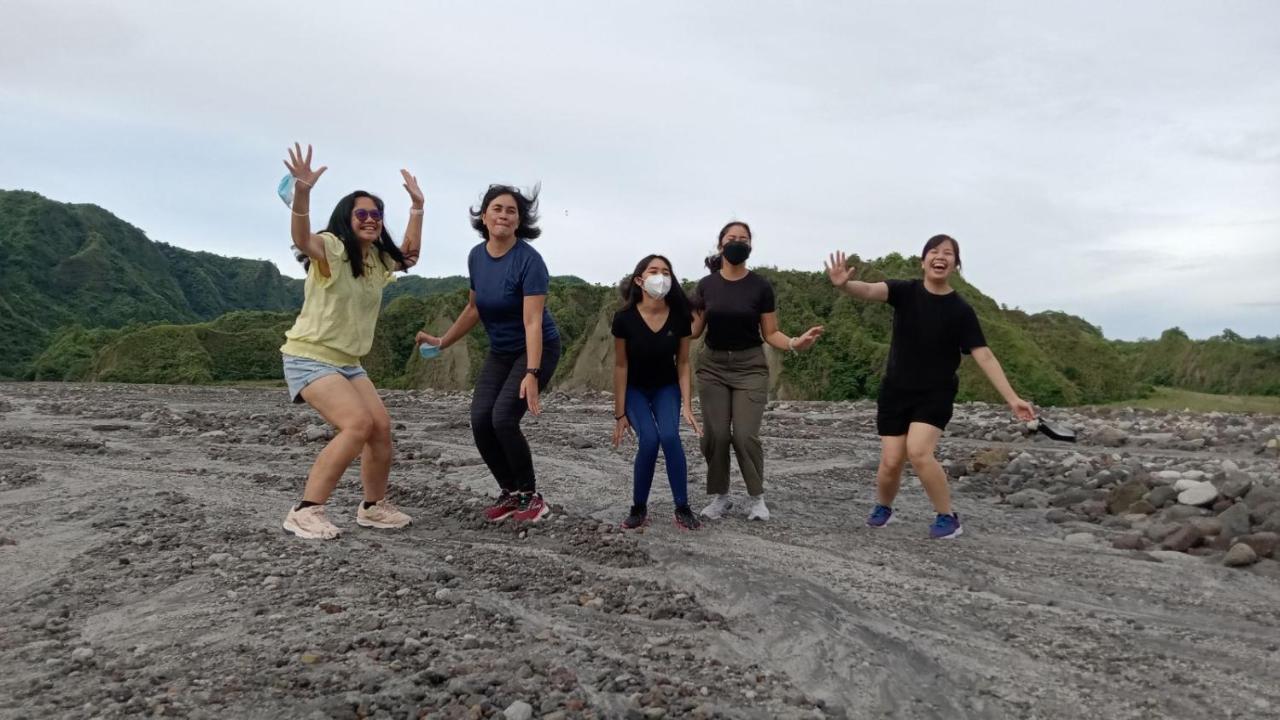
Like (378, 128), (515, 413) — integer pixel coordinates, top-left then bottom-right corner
(921, 234), (961, 269)
(618, 254), (692, 324)
(469, 184), (541, 240)
(322, 191), (406, 278)
(704, 220), (753, 273)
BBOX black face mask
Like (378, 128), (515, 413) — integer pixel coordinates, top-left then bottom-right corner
(721, 241), (751, 266)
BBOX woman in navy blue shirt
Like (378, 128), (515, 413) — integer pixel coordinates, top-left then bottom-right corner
(416, 185), (561, 523)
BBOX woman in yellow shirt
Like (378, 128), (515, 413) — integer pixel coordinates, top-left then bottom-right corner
(279, 143), (422, 540)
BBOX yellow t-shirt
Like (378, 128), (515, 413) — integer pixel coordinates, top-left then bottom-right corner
(280, 232), (397, 367)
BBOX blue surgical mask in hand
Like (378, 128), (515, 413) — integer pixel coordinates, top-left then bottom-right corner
(278, 174), (296, 207)
(419, 343), (441, 360)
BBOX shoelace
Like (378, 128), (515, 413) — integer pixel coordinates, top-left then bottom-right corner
(309, 506), (334, 528)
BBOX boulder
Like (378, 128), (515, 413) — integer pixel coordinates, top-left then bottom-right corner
(1223, 543), (1259, 568)
(1177, 482), (1219, 507)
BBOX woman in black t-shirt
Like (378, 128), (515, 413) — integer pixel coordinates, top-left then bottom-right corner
(692, 221), (824, 522)
(824, 234), (1035, 539)
(611, 255), (703, 530)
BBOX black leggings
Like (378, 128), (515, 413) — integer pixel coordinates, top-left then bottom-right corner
(470, 339), (561, 493)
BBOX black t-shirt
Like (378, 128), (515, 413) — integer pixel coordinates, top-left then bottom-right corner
(611, 305), (692, 389)
(884, 279), (987, 390)
(694, 272), (776, 351)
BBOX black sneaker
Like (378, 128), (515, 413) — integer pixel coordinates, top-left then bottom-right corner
(674, 505), (702, 530)
(620, 504), (648, 530)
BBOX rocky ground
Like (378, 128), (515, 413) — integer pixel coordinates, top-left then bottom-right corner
(1, 382), (1278, 720)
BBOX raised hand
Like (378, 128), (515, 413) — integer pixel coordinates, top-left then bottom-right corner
(283, 143), (327, 188)
(401, 169), (424, 208)
(792, 325), (825, 351)
(825, 251), (854, 287)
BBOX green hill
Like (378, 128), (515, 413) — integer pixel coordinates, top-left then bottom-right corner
(33, 257), (1153, 406)
(1116, 328), (1280, 397)
(0, 190), (302, 378)
(7, 190), (1276, 402)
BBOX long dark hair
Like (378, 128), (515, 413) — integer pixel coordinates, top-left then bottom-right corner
(619, 254), (692, 324)
(322, 191), (406, 278)
(703, 220), (752, 273)
(921, 234), (961, 269)
(469, 184), (542, 240)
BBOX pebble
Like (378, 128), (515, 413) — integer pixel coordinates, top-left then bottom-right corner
(1223, 543), (1259, 568)
(504, 702), (534, 720)
(1177, 482), (1219, 507)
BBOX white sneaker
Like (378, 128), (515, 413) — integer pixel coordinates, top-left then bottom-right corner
(747, 496), (770, 521)
(700, 494), (733, 519)
(283, 504), (342, 540)
(357, 499), (412, 529)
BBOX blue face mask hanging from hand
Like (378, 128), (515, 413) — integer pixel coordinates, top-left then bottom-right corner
(278, 174), (297, 207)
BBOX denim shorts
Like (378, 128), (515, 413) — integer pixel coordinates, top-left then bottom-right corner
(282, 354), (368, 403)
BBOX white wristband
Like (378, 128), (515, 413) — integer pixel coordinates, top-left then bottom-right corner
(787, 337), (797, 353)
(409, 208), (424, 216)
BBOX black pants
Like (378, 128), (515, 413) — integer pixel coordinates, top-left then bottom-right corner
(470, 339), (561, 493)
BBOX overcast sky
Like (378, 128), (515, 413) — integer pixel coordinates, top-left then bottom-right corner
(2, 0), (1277, 340)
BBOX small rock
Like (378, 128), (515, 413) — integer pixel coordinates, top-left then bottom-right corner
(70, 647), (94, 662)
(1007, 489), (1051, 509)
(303, 425), (329, 442)
(1146, 486), (1177, 508)
(1217, 503), (1252, 541)
(1219, 469), (1254, 499)
(1177, 482), (1219, 507)
(1160, 525), (1203, 552)
(501, 696), (532, 717)
(1237, 532), (1280, 559)
(1164, 504), (1208, 521)
(1044, 508), (1074, 524)
(1188, 516), (1223, 536)
(1107, 479), (1148, 515)
(1090, 425), (1128, 446)
(1111, 533), (1147, 551)
(1223, 543), (1259, 568)
(1126, 500), (1157, 515)
(300, 652), (321, 664)
(1065, 532), (1097, 545)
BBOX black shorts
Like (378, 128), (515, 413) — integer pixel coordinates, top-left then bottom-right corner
(876, 380), (956, 436)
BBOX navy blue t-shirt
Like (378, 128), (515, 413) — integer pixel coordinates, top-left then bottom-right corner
(468, 240), (560, 354)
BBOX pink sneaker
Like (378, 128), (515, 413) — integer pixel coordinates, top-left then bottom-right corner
(283, 504), (341, 540)
(356, 499), (412, 529)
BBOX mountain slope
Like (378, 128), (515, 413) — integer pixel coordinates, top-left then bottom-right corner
(0, 190), (302, 377)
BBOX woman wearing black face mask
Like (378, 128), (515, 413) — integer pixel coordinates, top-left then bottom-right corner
(691, 221), (824, 521)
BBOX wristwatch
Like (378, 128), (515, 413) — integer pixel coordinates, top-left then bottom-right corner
(525, 367), (541, 378)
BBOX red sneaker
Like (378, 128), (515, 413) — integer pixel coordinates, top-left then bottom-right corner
(483, 492), (521, 522)
(511, 493), (549, 523)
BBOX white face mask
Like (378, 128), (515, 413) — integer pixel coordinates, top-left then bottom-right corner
(642, 273), (672, 299)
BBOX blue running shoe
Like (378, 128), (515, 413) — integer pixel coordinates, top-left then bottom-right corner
(929, 513), (963, 539)
(866, 504), (894, 528)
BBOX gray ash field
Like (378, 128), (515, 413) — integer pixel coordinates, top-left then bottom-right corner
(1, 383), (1278, 719)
